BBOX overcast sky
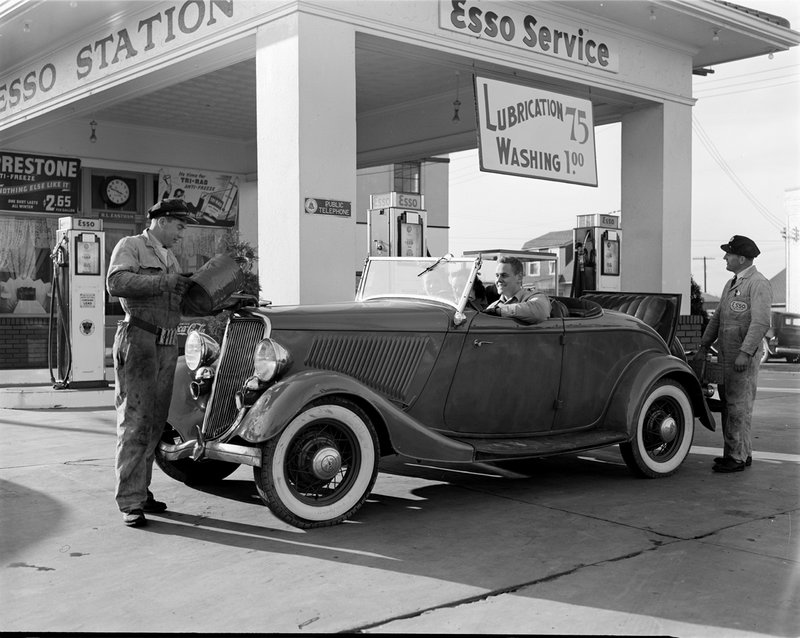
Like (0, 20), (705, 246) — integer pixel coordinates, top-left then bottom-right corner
(447, 0), (800, 298)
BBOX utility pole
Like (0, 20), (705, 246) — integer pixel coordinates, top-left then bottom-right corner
(692, 256), (714, 292)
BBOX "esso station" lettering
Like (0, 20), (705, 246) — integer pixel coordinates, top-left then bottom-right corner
(0, 64), (57, 112)
(0, 0), (234, 115)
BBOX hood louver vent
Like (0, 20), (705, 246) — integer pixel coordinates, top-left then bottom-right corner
(306, 334), (427, 402)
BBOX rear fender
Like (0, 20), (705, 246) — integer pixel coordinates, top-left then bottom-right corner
(606, 352), (716, 434)
(236, 370), (475, 462)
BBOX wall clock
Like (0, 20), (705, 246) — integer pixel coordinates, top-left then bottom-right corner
(102, 177), (131, 206)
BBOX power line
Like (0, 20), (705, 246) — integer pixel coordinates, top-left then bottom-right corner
(692, 115), (784, 230)
(695, 79), (798, 99)
(696, 64), (798, 84)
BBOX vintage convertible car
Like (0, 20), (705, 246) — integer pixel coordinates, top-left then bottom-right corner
(157, 255), (715, 528)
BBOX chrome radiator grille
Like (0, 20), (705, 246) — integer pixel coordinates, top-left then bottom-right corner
(306, 334), (427, 402)
(203, 317), (266, 440)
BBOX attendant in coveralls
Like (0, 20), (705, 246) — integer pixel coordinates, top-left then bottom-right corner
(107, 199), (195, 526)
(694, 235), (772, 473)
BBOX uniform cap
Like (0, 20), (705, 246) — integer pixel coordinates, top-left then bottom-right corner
(720, 235), (760, 259)
(147, 198), (196, 223)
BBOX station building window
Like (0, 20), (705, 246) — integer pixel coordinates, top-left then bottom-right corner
(393, 161), (421, 194)
(0, 215), (57, 316)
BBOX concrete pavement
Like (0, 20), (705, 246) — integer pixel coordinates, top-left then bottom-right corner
(1, 365), (798, 634)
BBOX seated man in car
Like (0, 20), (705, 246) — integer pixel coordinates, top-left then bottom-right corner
(483, 255), (551, 324)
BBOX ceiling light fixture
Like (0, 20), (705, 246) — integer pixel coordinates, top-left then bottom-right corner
(649, 7), (656, 21)
(452, 71), (461, 123)
(712, 29), (720, 43)
(89, 120), (97, 143)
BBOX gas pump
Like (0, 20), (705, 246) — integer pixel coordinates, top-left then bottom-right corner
(572, 213), (621, 295)
(367, 192), (428, 257)
(49, 217), (108, 388)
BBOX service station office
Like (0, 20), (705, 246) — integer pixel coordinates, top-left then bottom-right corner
(1, 0), (798, 369)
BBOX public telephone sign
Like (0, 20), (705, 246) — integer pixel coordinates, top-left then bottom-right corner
(0, 151), (80, 213)
(474, 76), (597, 187)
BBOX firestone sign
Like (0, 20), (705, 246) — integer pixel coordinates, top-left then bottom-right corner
(0, 151), (81, 214)
(0, 0), (250, 120)
(440, 0), (619, 73)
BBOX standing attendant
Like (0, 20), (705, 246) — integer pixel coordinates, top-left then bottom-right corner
(107, 199), (195, 526)
(693, 235), (772, 473)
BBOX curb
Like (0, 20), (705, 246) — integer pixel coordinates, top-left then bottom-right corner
(0, 367), (116, 410)
(0, 386), (115, 410)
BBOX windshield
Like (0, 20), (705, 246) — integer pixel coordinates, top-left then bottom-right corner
(357, 256), (480, 309)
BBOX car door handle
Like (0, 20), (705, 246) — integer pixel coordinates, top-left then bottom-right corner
(473, 339), (493, 347)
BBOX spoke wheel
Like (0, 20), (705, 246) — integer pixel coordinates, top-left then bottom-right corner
(254, 398), (378, 528)
(620, 380), (694, 478)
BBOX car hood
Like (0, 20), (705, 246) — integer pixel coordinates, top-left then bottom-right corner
(248, 298), (458, 333)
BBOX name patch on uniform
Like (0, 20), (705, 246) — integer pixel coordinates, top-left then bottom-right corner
(730, 300), (748, 312)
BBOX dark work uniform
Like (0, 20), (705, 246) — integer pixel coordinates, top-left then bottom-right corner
(700, 264), (772, 463)
(107, 230), (184, 514)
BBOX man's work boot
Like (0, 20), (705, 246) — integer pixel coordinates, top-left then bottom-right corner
(143, 495), (167, 513)
(712, 458), (746, 473)
(713, 455), (752, 467)
(123, 510), (147, 527)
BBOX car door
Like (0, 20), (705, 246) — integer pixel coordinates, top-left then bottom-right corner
(553, 313), (655, 431)
(444, 312), (564, 435)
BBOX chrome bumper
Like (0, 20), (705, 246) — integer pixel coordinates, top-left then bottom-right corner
(159, 437), (262, 467)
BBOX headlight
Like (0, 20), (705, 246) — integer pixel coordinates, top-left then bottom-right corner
(253, 338), (290, 382)
(185, 330), (220, 372)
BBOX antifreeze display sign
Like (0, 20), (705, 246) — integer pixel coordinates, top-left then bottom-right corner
(474, 76), (597, 187)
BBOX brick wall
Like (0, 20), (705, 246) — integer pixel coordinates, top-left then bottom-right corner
(676, 314), (703, 352)
(0, 317), (58, 369)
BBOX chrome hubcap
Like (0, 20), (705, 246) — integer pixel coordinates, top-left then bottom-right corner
(659, 416), (678, 442)
(311, 446), (342, 480)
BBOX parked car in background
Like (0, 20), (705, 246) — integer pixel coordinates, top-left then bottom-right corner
(157, 255), (714, 529)
(762, 310), (800, 363)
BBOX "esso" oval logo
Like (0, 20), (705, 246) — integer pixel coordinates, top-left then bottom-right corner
(730, 300), (748, 312)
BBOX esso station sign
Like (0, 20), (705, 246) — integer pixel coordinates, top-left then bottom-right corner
(369, 192), (425, 211)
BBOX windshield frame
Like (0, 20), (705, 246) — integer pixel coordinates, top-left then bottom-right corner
(356, 256), (482, 314)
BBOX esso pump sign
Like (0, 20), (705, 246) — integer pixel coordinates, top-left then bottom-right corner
(397, 193), (422, 209)
(369, 192), (425, 211)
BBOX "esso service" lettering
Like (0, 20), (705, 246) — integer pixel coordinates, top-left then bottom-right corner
(446, 0), (612, 69)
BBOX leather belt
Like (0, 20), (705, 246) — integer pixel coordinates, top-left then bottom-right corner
(123, 316), (178, 346)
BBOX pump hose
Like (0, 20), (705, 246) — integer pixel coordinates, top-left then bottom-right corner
(48, 243), (72, 389)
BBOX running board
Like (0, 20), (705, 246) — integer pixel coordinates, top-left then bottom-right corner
(456, 430), (627, 461)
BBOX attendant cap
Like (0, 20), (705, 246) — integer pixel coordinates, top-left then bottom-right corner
(720, 235), (760, 258)
(147, 198), (196, 223)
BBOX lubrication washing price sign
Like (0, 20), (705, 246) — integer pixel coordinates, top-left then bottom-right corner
(474, 76), (597, 187)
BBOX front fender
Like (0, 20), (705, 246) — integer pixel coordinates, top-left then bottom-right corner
(166, 357), (206, 440)
(606, 352), (716, 434)
(236, 370), (475, 462)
